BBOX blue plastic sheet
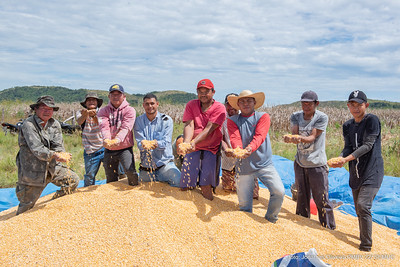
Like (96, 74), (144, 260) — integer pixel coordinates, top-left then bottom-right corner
(0, 180), (106, 213)
(268, 155), (400, 235)
(1, 156), (399, 236)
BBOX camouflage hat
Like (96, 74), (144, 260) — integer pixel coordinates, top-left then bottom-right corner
(30, 95), (59, 111)
(80, 92), (103, 108)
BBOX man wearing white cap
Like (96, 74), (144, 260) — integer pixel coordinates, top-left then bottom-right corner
(227, 90), (284, 223)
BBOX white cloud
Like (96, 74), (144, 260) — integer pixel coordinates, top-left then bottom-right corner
(0, 0), (399, 104)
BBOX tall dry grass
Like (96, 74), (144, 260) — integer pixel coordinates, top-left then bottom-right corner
(0, 101), (399, 188)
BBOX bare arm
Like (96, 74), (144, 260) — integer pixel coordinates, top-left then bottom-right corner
(192, 121), (219, 146)
(299, 128), (323, 143)
(183, 120), (194, 144)
(76, 109), (88, 125)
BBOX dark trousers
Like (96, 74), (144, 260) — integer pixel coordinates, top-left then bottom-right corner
(104, 147), (138, 186)
(352, 186), (380, 250)
(294, 161), (336, 230)
(16, 165), (79, 215)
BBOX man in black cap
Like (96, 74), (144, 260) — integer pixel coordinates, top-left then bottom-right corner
(284, 90), (336, 230)
(76, 92), (105, 186)
(329, 90), (383, 252)
(15, 95), (80, 215)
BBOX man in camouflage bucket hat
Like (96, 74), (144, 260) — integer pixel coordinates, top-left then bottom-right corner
(15, 95), (79, 215)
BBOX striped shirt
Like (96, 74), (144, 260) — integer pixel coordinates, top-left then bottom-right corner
(77, 111), (103, 154)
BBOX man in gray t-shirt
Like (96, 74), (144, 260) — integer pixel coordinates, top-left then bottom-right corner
(284, 90), (336, 230)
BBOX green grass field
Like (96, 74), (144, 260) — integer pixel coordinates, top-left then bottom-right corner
(0, 120), (399, 188)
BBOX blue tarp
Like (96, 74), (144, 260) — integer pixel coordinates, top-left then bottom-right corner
(267, 155), (400, 235)
(1, 155), (399, 236)
(0, 180), (106, 213)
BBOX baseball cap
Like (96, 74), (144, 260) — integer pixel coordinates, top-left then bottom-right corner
(300, 90), (318, 102)
(109, 84), (124, 93)
(197, 79), (214, 90)
(348, 90), (367, 103)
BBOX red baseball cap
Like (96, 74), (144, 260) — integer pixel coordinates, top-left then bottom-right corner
(197, 79), (214, 90)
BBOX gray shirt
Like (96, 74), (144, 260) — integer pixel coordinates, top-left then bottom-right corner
(290, 110), (328, 168)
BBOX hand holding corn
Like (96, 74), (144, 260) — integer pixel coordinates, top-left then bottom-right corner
(141, 140), (158, 150)
(104, 138), (120, 149)
(178, 142), (194, 155)
(226, 146), (252, 159)
(327, 157), (345, 168)
(283, 134), (302, 144)
(54, 152), (72, 163)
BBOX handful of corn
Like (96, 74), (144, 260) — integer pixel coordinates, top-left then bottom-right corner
(327, 157), (344, 167)
(57, 152), (71, 163)
(283, 134), (301, 139)
(104, 139), (119, 146)
(178, 142), (192, 155)
(141, 140), (157, 150)
(226, 147), (247, 158)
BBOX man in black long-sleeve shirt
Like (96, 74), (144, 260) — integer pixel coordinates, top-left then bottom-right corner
(329, 90), (383, 252)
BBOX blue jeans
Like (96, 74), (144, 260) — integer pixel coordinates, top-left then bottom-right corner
(139, 161), (181, 187)
(83, 147), (105, 187)
(236, 164), (285, 223)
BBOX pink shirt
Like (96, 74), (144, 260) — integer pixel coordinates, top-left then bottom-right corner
(98, 99), (136, 150)
(183, 99), (226, 154)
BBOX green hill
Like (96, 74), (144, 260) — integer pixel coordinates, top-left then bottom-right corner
(0, 86), (197, 105)
(281, 100), (400, 109)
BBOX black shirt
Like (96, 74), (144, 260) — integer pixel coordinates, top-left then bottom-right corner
(341, 114), (384, 189)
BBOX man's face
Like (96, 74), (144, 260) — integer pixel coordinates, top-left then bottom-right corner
(109, 91), (125, 108)
(143, 97), (159, 116)
(85, 97), (98, 110)
(197, 87), (215, 104)
(225, 102), (238, 117)
(35, 104), (54, 122)
(301, 101), (318, 117)
(237, 97), (255, 115)
(347, 101), (369, 121)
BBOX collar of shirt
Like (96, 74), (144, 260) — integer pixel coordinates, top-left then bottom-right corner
(34, 114), (53, 130)
(144, 112), (160, 124)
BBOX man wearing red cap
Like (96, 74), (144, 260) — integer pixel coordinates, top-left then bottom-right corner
(178, 79), (226, 200)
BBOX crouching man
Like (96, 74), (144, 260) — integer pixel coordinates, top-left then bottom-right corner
(16, 96), (79, 215)
(134, 93), (181, 187)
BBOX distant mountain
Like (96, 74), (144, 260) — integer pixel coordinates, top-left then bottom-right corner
(280, 100), (400, 109)
(0, 86), (197, 105)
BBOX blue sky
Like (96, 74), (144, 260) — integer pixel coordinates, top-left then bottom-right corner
(0, 0), (399, 105)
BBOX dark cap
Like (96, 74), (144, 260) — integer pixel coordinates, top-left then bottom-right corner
(348, 90), (367, 103)
(30, 95), (59, 111)
(224, 93), (238, 104)
(80, 92), (103, 108)
(300, 90), (318, 102)
(109, 84), (124, 93)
